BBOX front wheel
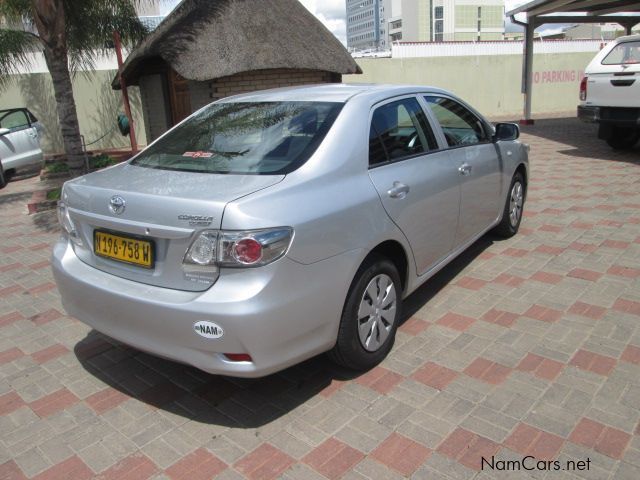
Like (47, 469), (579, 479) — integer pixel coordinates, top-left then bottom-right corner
(493, 172), (525, 238)
(0, 164), (6, 189)
(606, 127), (639, 150)
(329, 256), (401, 371)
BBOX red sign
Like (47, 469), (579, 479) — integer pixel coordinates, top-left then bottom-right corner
(534, 70), (585, 84)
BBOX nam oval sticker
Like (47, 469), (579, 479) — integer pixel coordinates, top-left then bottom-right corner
(193, 321), (224, 339)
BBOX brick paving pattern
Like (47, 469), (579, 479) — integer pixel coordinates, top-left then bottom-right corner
(1, 118), (639, 479)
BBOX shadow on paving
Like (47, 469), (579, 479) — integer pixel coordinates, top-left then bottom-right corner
(520, 117), (640, 163)
(31, 210), (59, 233)
(74, 232), (497, 428)
(0, 191), (32, 206)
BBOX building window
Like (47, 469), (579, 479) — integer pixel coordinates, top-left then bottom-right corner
(390, 19), (402, 29)
(435, 6), (443, 20)
(435, 18), (443, 42)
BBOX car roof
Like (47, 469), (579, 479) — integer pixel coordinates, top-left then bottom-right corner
(217, 83), (451, 104)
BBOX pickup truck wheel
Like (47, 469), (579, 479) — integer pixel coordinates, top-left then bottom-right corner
(606, 127), (639, 150)
(493, 172), (525, 238)
(329, 255), (401, 371)
(0, 164), (6, 189)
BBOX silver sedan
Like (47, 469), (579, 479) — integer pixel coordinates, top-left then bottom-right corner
(52, 84), (528, 377)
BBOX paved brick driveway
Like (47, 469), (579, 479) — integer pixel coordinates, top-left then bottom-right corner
(1, 118), (639, 480)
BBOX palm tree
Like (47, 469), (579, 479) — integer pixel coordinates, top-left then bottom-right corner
(0, 0), (149, 175)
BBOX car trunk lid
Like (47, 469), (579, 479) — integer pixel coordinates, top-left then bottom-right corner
(63, 163), (284, 291)
(586, 70), (640, 108)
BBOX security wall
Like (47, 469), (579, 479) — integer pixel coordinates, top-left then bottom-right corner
(345, 51), (595, 118)
(0, 70), (147, 154)
(0, 50), (597, 154)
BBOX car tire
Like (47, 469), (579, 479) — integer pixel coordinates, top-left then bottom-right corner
(329, 255), (401, 371)
(0, 164), (6, 189)
(493, 172), (525, 238)
(606, 127), (639, 150)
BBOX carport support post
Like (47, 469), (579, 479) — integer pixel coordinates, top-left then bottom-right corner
(520, 18), (535, 125)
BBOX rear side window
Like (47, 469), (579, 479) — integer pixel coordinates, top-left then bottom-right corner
(602, 41), (640, 65)
(0, 110), (30, 131)
(132, 101), (343, 175)
(425, 96), (488, 147)
(369, 98), (437, 166)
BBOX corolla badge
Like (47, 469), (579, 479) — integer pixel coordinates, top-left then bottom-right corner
(178, 214), (214, 226)
(109, 195), (126, 215)
(194, 321), (224, 339)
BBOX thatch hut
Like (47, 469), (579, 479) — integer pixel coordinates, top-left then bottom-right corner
(113, 0), (361, 142)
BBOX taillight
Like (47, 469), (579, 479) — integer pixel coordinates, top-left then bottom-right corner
(579, 77), (587, 101)
(233, 238), (263, 264)
(183, 227), (293, 271)
(57, 187), (82, 246)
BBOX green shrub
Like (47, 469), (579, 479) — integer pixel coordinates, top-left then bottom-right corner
(47, 188), (61, 201)
(45, 162), (70, 173)
(90, 154), (117, 169)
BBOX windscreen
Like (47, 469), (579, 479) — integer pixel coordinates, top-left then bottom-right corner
(132, 101), (344, 175)
(602, 41), (640, 65)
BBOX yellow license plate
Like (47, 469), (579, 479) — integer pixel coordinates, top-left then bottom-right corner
(94, 230), (154, 268)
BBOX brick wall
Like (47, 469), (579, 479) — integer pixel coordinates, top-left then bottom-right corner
(189, 68), (341, 110)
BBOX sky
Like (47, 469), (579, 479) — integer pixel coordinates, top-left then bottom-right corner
(159, 1), (534, 45)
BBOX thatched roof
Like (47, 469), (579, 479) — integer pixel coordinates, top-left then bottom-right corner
(113, 0), (361, 88)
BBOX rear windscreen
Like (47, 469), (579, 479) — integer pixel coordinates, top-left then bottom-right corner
(131, 101), (343, 175)
(602, 41), (640, 65)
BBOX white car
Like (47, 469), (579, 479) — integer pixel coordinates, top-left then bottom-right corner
(0, 108), (44, 188)
(578, 34), (640, 150)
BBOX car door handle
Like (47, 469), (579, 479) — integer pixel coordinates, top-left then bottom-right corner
(387, 182), (410, 199)
(458, 163), (472, 175)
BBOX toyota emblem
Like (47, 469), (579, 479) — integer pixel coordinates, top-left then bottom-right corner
(109, 195), (126, 215)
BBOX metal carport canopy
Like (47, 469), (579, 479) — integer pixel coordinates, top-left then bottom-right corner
(506, 0), (640, 123)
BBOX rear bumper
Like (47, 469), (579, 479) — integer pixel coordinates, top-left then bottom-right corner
(52, 239), (363, 377)
(578, 105), (640, 126)
(577, 105), (600, 123)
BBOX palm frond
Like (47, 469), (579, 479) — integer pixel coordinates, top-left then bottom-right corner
(0, 28), (41, 88)
(0, 0), (33, 23)
(64, 0), (148, 72)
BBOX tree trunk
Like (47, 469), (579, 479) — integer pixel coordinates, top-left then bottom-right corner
(32, 0), (85, 175)
(42, 48), (85, 174)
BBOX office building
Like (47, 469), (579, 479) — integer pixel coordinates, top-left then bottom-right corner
(348, 0), (505, 49)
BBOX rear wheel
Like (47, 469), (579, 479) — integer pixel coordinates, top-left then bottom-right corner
(606, 127), (639, 150)
(329, 255), (401, 371)
(493, 172), (525, 238)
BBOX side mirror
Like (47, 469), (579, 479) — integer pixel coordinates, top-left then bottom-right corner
(493, 123), (520, 142)
(0, 127), (10, 136)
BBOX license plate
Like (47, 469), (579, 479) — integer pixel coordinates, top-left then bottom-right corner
(94, 230), (154, 268)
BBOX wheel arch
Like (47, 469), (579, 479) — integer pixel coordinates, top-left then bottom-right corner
(363, 240), (410, 293)
(515, 163), (528, 200)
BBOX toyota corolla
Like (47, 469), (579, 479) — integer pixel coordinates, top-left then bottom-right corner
(52, 84), (528, 377)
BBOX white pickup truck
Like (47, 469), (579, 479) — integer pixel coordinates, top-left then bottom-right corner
(578, 34), (640, 150)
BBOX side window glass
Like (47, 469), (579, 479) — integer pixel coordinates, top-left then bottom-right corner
(369, 97), (438, 167)
(369, 123), (388, 166)
(424, 96), (487, 147)
(0, 110), (30, 131)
